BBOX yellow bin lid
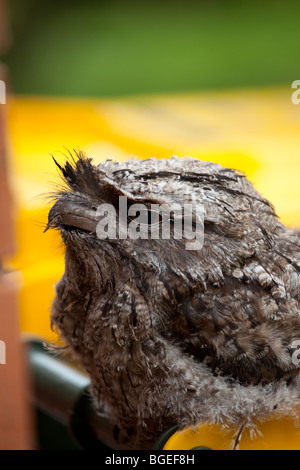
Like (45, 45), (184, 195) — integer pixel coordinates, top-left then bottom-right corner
(161, 418), (300, 450)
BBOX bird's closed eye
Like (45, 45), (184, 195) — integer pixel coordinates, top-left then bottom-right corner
(128, 209), (162, 226)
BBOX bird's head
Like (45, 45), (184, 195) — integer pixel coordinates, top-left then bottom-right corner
(46, 150), (277, 362)
(45, 151), (209, 353)
(46, 151), (210, 317)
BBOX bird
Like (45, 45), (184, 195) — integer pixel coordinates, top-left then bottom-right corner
(46, 149), (300, 449)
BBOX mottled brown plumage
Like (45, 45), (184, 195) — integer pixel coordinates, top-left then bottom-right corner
(46, 150), (300, 448)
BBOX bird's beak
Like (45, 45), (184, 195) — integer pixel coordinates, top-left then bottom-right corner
(45, 199), (100, 233)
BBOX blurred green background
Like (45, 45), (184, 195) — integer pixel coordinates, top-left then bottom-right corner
(3, 0), (300, 97)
